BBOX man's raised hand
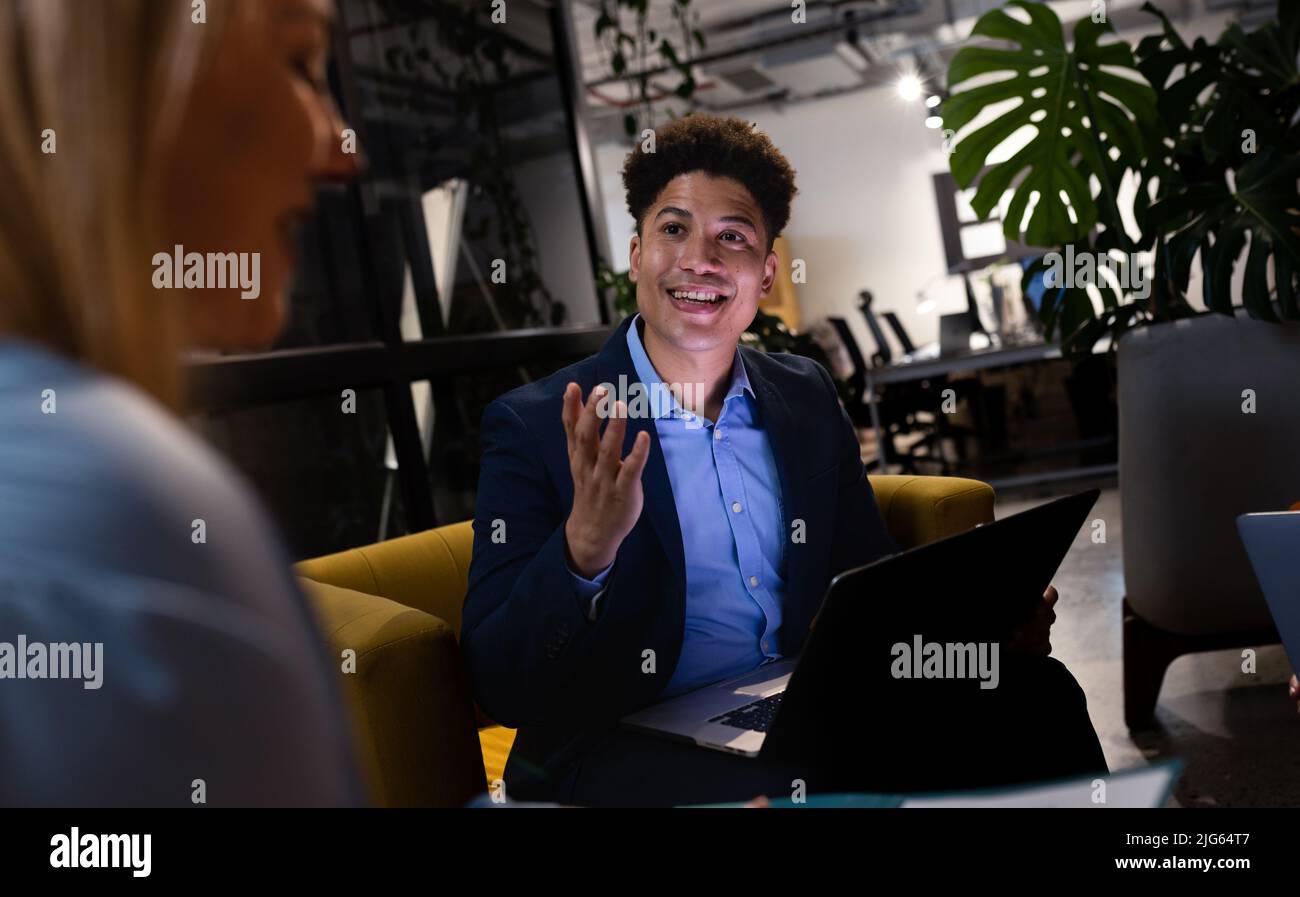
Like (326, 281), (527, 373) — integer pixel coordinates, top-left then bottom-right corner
(562, 382), (651, 579)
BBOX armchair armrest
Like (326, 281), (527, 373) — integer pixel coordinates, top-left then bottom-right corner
(300, 578), (486, 807)
(868, 475), (994, 550)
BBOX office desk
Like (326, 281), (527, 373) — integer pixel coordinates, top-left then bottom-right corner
(863, 341), (1117, 489)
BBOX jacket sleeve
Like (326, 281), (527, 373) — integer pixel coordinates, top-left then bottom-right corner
(460, 397), (638, 729)
(816, 362), (899, 577)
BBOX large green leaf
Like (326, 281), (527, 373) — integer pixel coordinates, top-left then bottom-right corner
(1023, 235), (1132, 353)
(1147, 151), (1300, 322)
(945, 1), (1157, 249)
(1136, 0), (1300, 324)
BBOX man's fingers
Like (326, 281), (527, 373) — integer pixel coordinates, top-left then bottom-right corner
(561, 382), (580, 449)
(616, 429), (651, 489)
(573, 384), (606, 468)
(563, 383), (597, 484)
(597, 402), (628, 476)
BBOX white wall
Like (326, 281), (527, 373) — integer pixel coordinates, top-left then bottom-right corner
(751, 87), (969, 356)
(596, 140), (637, 272)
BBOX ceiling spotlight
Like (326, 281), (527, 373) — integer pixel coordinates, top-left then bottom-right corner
(925, 94), (942, 108)
(924, 115), (943, 129)
(897, 74), (923, 102)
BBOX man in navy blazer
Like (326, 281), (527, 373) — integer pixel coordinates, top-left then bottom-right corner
(462, 115), (1105, 807)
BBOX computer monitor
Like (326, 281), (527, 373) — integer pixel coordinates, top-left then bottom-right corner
(939, 312), (974, 357)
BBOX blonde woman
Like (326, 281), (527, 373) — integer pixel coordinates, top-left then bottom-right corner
(0, 0), (364, 805)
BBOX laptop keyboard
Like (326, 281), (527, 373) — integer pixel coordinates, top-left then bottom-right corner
(709, 693), (784, 732)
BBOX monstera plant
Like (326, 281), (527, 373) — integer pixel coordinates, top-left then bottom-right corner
(1137, 2), (1300, 325)
(945, 0), (1300, 354)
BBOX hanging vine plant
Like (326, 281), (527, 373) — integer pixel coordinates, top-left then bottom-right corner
(593, 0), (707, 139)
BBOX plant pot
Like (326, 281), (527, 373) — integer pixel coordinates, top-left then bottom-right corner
(1118, 311), (1300, 637)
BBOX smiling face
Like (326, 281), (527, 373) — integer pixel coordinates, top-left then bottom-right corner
(161, 0), (358, 351)
(628, 172), (778, 357)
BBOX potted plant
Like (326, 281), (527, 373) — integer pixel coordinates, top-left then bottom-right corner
(945, 0), (1300, 728)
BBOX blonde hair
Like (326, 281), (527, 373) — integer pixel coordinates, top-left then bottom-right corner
(0, 0), (234, 407)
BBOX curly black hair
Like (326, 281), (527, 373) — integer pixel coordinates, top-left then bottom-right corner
(621, 115), (798, 254)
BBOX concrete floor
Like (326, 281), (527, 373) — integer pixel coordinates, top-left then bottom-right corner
(996, 485), (1300, 808)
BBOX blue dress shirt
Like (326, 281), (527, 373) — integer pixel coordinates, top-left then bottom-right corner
(569, 315), (787, 698)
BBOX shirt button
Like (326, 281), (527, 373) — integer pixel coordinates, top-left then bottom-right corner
(749, 575), (759, 587)
(732, 501), (742, 514)
(714, 429), (723, 440)
(762, 639), (770, 651)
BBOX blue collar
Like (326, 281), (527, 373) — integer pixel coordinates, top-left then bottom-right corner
(625, 314), (754, 422)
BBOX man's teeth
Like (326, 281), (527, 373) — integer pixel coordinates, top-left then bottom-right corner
(669, 289), (726, 303)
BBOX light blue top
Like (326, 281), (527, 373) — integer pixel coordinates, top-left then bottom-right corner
(570, 315), (787, 698)
(0, 339), (364, 806)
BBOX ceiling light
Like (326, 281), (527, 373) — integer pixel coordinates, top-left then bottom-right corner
(897, 74), (923, 102)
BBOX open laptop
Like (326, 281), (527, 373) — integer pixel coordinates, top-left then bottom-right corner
(621, 489), (1100, 760)
(939, 312), (975, 356)
(1237, 511), (1300, 669)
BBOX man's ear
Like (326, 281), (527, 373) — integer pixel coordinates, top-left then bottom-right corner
(758, 246), (778, 298)
(628, 233), (640, 282)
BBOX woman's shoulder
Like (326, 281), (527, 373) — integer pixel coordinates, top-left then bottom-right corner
(0, 340), (253, 526)
(0, 341), (298, 613)
(0, 340), (228, 481)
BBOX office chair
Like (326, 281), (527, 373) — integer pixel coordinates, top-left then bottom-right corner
(882, 312), (917, 357)
(827, 315), (956, 475)
(858, 291), (894, 367)
(827, 316), (870, 407)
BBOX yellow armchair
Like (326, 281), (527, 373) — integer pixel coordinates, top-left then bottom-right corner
(296, 474), (994, 807)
